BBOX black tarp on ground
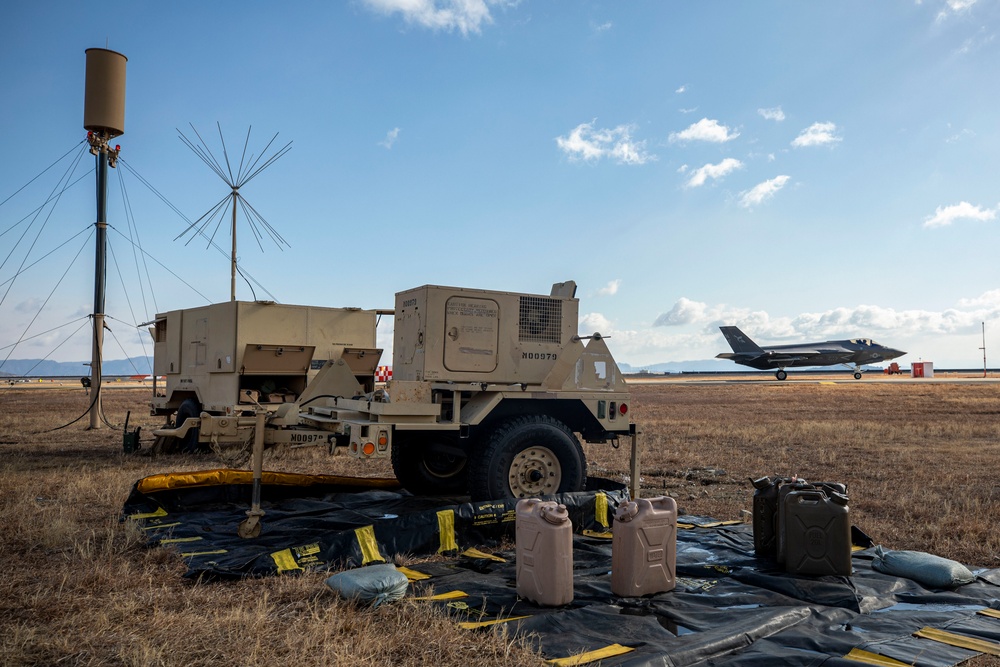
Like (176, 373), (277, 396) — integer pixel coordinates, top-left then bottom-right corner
(121, 469), (628, 578)
(121, 471), (1000, 666)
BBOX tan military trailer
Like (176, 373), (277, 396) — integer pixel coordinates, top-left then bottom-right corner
(149, 300), (379, 451)
(154, 280), (633, 529)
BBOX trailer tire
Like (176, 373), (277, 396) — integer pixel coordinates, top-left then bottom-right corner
(469, 415), (585, 501)
(391, 433), (468, 496)
(175, 399), (203, 454)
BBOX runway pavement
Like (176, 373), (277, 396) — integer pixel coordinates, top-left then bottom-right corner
(625, 371), (1000, 385)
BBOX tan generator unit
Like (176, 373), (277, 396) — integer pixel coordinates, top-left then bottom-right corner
(393, 280), (579, 384)
(150, 301), (378, 424)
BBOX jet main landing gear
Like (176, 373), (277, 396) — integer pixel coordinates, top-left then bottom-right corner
(775, 370), (787, 381)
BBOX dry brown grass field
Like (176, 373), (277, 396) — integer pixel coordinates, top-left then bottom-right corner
(1, 380), (997, 666)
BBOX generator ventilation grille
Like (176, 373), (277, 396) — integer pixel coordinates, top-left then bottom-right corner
(519, 296), (562, 344)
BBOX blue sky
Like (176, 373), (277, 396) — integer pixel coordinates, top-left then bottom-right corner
(1, 0), (998, 371)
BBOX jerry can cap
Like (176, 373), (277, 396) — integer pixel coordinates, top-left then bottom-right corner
(540, 503), (570, 525)
(829, 491), (849, 506)
(614, 501), (639, 523)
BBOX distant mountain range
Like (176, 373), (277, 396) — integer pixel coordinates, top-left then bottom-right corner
(0, 357), (154, 378)
(618, 359), (745, 374)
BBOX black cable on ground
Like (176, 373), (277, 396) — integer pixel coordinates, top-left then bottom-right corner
(38, 319), (106, 432)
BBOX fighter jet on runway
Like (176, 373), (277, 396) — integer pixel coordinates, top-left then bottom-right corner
(716, 326), (906, 380)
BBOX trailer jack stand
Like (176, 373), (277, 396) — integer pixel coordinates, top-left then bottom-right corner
(237, 411), (267, 539)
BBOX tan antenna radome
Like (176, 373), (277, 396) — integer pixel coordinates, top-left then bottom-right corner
(83, 47), (127, 430)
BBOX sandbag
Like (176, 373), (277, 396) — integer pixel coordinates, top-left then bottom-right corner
(325, 563), (409, 607)
(871, 545), (975, 589)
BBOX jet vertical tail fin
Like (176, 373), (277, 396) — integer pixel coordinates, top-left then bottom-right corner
(720, 326), (765, 354)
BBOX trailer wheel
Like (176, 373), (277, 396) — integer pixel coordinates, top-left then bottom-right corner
(469, 415), (585, 501)
(175, 399), (203, 453)
(391, 434), (468, 495)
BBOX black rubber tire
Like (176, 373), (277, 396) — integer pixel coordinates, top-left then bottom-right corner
(175, 399), (203, 453)
(391, 433), (468, 495)
(775, 370), (787, 381)
(468, 415), (585, 501)
(854, 372), (863, 380)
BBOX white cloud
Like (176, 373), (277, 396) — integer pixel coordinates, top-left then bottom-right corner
(653, 297), (709, 326)
(556, 121), (655, 165)
(738, 175), (790, 208)
(596, 279), (621, 296)
(592, 20), (612, 32)
(791, 122), (841, 147)
(579, 312), (614, 335)
(685, 158), (743, 188)
(957, 289), (1000, 308)
(378, 127), (401, 149)
(937, 0), (977, 21)
(14, 298), (44, 314)
(955, 27), (996, 55)
(361, 0), (511, 35)
(653, 292), (1000, 340)
(675, 85), (687, 93)
(615, 288), (1000, 367)
(923, 201), (998, 228)
(669, 118), (739, 143)
(758, 106), (785, 122)
(678, 107), (698, 114)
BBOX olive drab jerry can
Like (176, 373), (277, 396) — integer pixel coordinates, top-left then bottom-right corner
(783, 489), (852, 576)
(776, 478), (812, 564)
(611, 496), (678, 597)
(751, 476), (781, 558)
(515, 499), (574, 606)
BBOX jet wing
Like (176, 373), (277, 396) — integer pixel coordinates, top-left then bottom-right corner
(762, 353), (811, 362)
(716, 352), (807, 364)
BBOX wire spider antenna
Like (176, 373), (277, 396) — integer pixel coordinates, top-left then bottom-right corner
(175, 123), (292, 301)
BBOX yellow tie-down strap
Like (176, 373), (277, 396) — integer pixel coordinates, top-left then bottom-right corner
(461, 548), (506, 562)
(411, 590), (469, 602)
(677, 520), (743, 530)
(458, 615), (530, 630)
(545, 643), (636, 666)
(914, 626), (1000, 656)
(159, 536), (202, 545)
(437, 509), (458, 554)
(978, 608), (1000, 619)
(582, 530), (613, 540)
(355, 525), (385, 565)
(127, 506), (168, 521)
(397, 566), (431, 581)
(843, 648), (911, 666)
(594, 493), (609, 529)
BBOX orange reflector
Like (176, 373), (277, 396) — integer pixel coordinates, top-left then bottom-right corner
(378, 435), (388, 446)
(362, 442), (376, 456)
